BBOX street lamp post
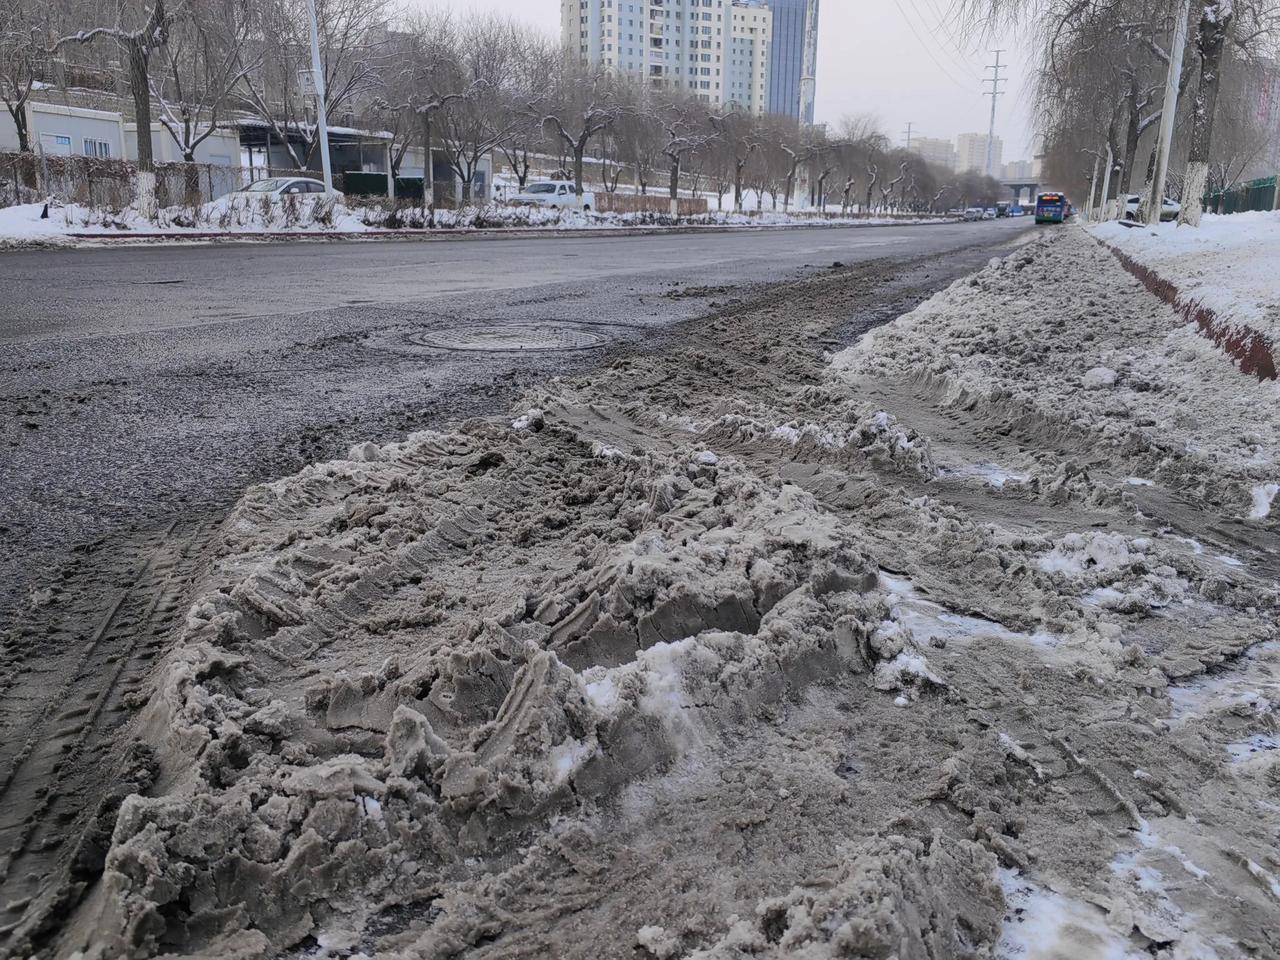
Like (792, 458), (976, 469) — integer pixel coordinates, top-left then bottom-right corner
(1144, 0), (1191, 225)
(304, 0), (334, 194)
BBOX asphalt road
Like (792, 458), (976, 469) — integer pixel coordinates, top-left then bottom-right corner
(0, 219), (1031, 622)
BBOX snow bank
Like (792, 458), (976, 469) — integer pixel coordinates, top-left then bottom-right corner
(833, 230), (1280, 521)
(0, 197), (952, 247)
(1091, 211), (1280, 376)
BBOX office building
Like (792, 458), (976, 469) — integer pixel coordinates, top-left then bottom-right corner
(956, 132), (1003, 175)
(912, 136), (956, 171)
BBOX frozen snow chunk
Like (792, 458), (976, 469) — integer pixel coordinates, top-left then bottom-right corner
(347, 441), (381, 462)
(1037, 532), (1142, 577)
(1251, 483), (1278, 519)
(637, 925), (680, 959)
(1082, 366), (1118, 390)
(873, 650), (945, 692)
(694, 449), (719, 466)
(511, 407), (545, 431)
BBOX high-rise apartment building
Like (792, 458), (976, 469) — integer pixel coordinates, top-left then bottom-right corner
(956, 132), (1003, 175)
(1002, 159), (1034, 180)
(912, 136), (956, 171)
(562, 0), (773, 115)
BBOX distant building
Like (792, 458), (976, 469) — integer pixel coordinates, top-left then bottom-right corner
(956, 132), (1003, 175)
(729, 2), (773, 115)
(912, 136), (956, 171)
(1003, 159), (1035, 180)
(764, 0), (818, 123)
(562, 0), (774, 115)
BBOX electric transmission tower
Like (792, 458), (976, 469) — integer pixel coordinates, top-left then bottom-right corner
(983, 50), (1005, 178)
(902, 121), (914, 151)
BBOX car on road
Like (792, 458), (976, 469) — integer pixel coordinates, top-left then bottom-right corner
(982, 208), (997, 220)
(510, 180), (596, 211)
(1123, 194), (1180, 221)
(1010, 205), (1025, 217)
(230, 177), (343, 199)
(963, 207), (984, 221)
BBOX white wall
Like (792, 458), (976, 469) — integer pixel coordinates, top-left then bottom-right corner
(5, 103), (127, 158)
(125, 124), (242, 166)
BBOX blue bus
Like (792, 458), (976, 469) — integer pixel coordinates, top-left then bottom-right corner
(1035, 193), (1069, 224)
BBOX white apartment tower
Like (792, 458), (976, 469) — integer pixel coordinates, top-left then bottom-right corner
(562, 0), (773, 115)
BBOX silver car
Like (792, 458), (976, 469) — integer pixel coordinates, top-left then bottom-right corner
(232, 177), (344, 199)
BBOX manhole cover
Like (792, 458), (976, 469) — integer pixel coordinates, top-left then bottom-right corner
(405, 323), (612, 353)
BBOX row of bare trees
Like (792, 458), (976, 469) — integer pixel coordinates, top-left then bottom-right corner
(962, 0), (1280, 225)
(0, 0), (1005, 218)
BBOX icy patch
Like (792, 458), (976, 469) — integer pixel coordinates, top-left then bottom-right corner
(548, 739), (595, 784)
(694, 450), (719, 466)
(879, 573), (1057, 648)
(1165, 640), (1279, 722)
(1125, 477), (1155, 487)
(1251, 483), (1278, 520)
(1082, 366), (1118, 390)
(1213, 554), (1244, 569)
(941, 462), (1031, 489)
(1226, 734), (1280, 763)
(997, 868), (1144, 959)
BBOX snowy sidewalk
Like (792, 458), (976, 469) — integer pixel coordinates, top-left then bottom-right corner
(1091, 211), (1280, 380)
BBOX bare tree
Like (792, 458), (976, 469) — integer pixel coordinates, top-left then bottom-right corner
(542, 63), (622, 198)
(235, 0), (391, 172)
(709, 108), (760, 213)
(150, 0), (258, 164)
(0, 0), (55, 153)
(56, 0), (175, 216)
(660, 97), (710, 216)
(437, 14), (521, 204)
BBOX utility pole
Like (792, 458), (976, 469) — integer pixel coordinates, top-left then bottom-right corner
(902, 121), (914, 152)
(798, 0), (820, 127)
(1085, 152), (1100, 222)
(1098, 142), (1114, 220)
(982, 49), (1005, 178)
(1143, 0), (1191, 225)
(304, 0), (334, 194)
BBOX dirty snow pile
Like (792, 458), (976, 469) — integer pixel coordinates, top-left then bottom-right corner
(37, 229), (1280, 960)
(834, 229), (1280, 523)
(1091, 210), (1280, 343)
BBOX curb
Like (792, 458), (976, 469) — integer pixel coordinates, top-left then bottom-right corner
(59, 218), (961, 245)
(1094, 236), (1277, 381)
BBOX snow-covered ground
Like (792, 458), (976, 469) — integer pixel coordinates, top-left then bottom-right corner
(29, 225), (1280, 960)
(0, 198), (951, 248)
(1091, 211), (1280, 346)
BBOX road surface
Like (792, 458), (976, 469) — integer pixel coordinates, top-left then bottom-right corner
(0, 220), (1030, 624)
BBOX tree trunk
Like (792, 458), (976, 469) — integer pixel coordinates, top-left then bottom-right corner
(734, 164), (744, 214)
(1178, 0), (1232, 227)
(669, 158), (680, 217)
(573, 142), (586, 199)
(7, 102), (30, 152)
(128, 39), (157, 218)
(1121, 82), (1141, 194)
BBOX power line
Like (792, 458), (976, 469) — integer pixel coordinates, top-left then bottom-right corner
(890, 0), (972, 90)
(983, 49), (1006, 177)
(905, 0), (982, 78)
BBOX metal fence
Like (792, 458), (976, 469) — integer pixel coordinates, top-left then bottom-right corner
(1204, 175), (1278, 215)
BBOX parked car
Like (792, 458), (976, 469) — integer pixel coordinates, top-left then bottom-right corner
(510, 180), (596, 211)
(982, 208), (997, 220)
(963, 207), (984, 221)
(231, 177), (343, 199)
(1123, 194), (1180, 221)
(1009, 205), (1025, 217)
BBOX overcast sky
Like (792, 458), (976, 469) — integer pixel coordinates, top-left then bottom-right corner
(404, 0), (1037, 161)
